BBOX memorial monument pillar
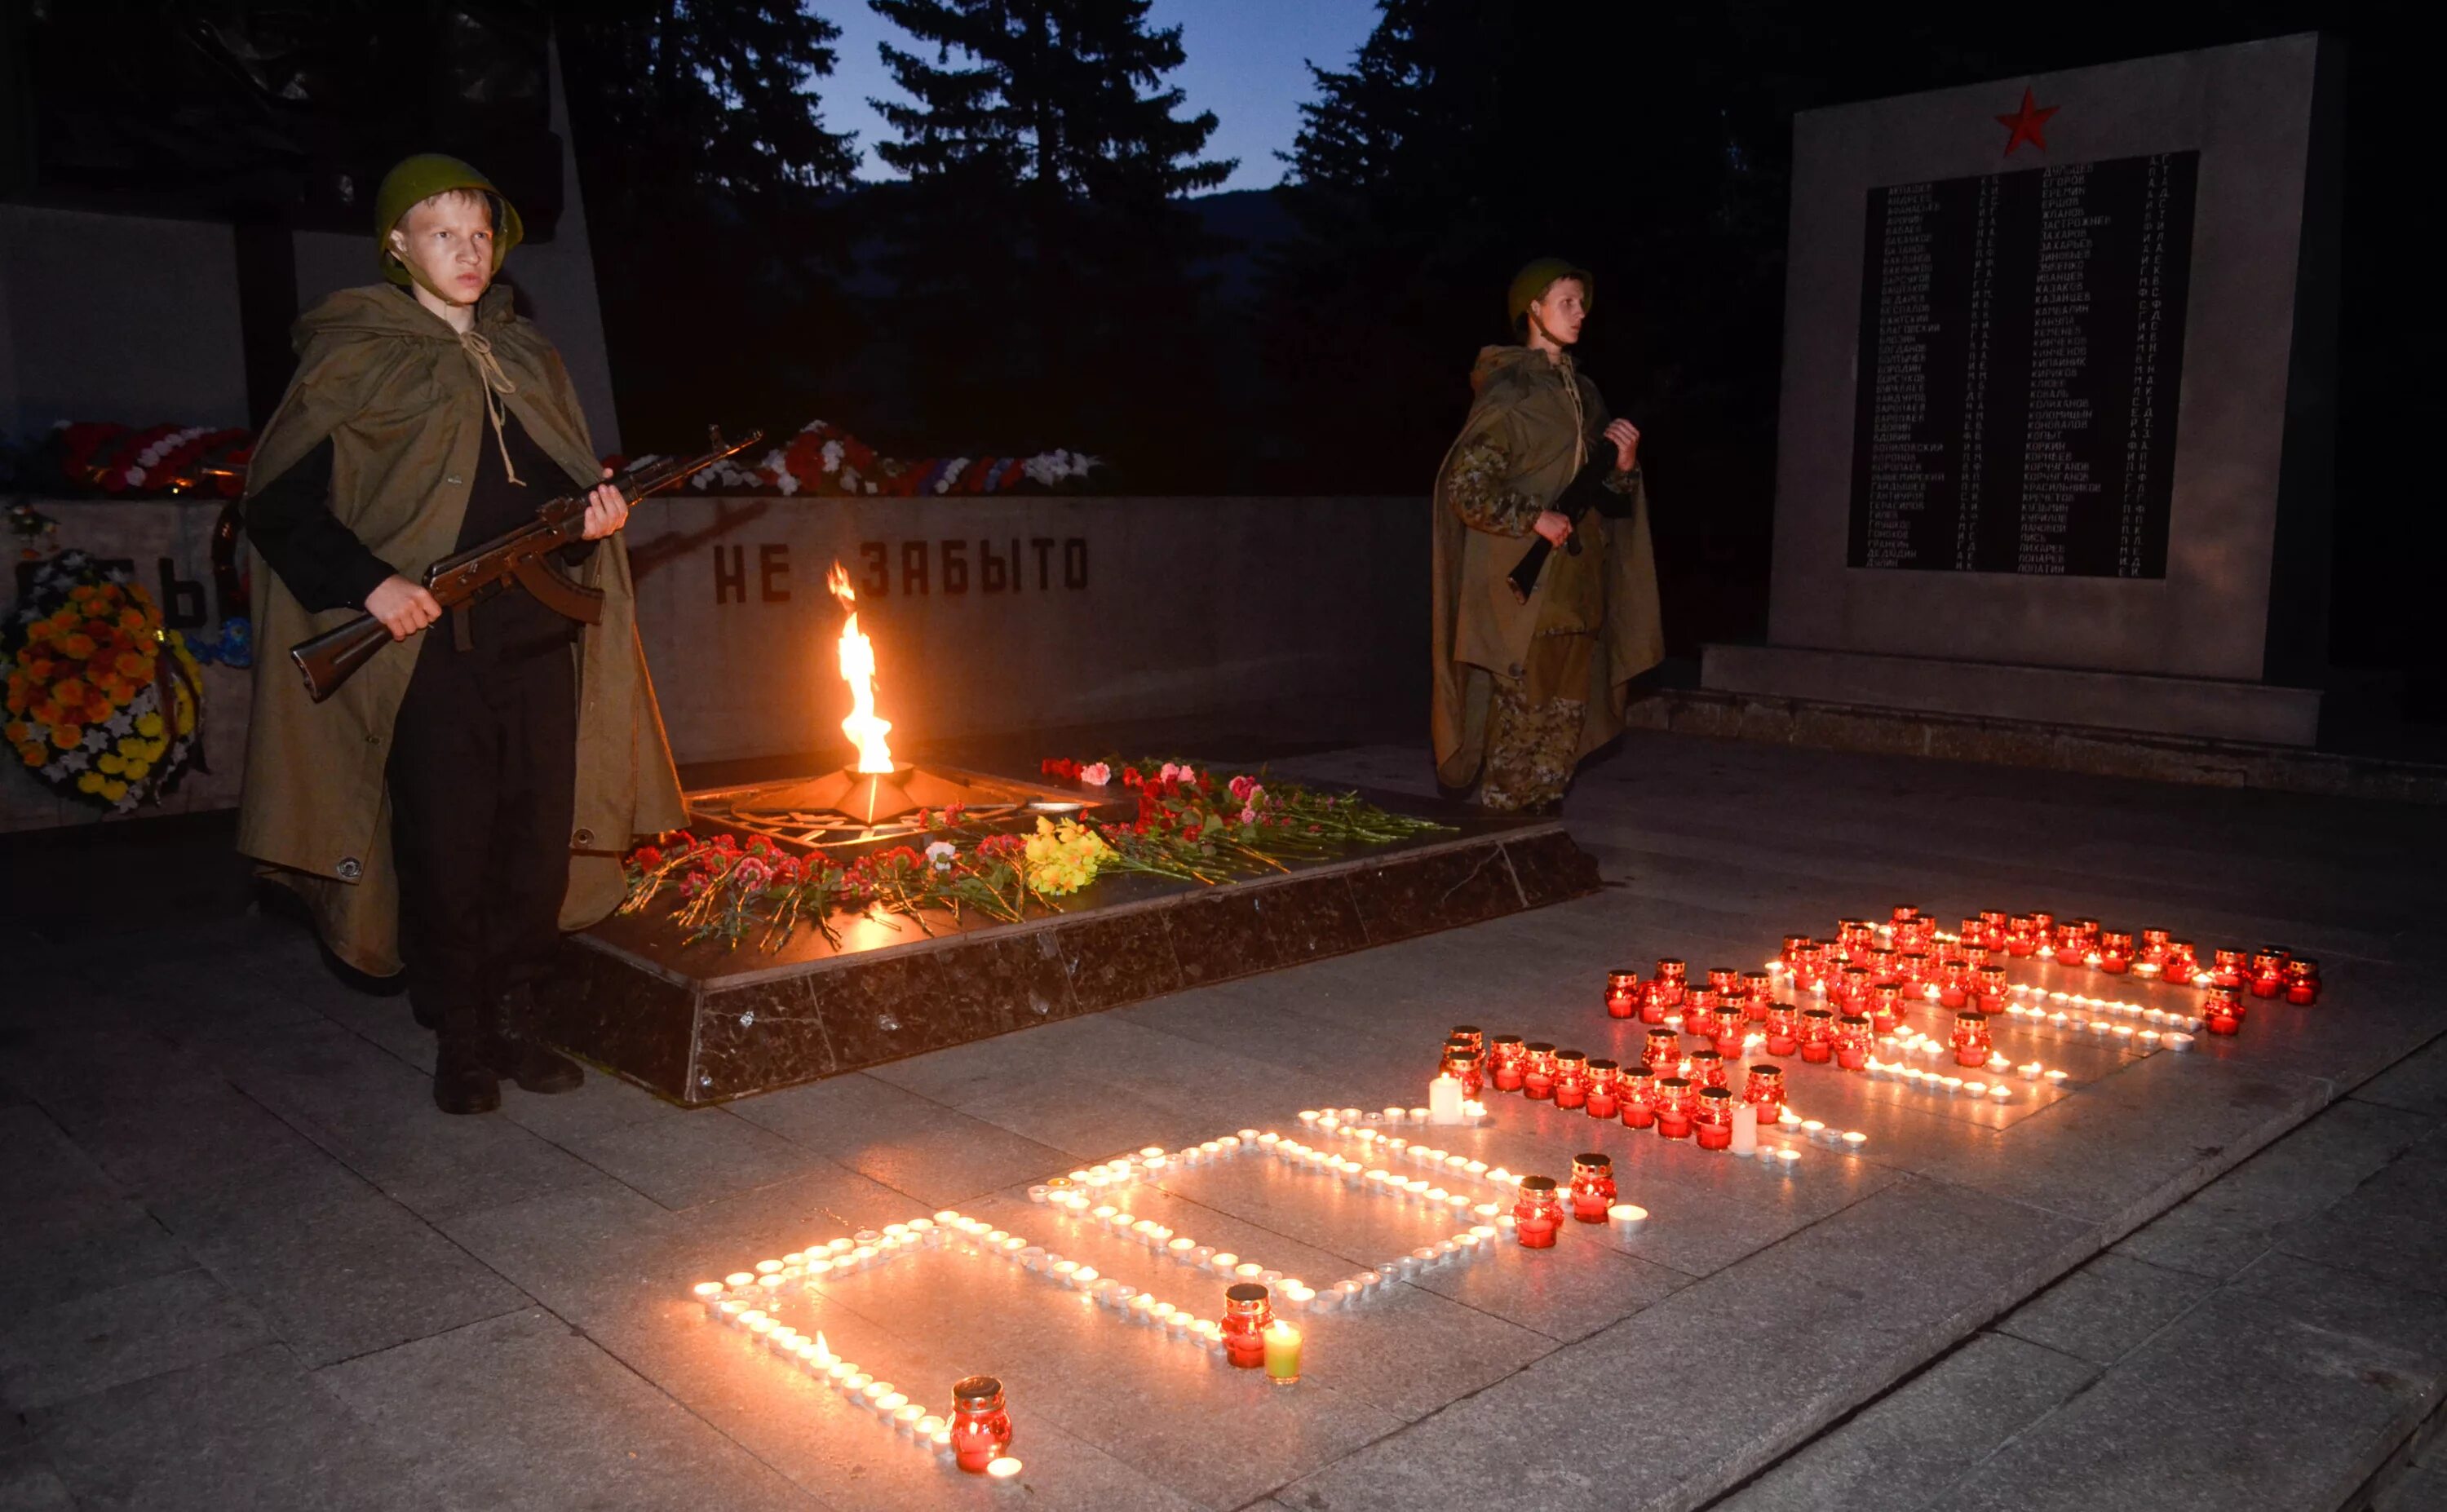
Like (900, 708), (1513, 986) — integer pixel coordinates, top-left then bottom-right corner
(1704, 33), (2342, 745)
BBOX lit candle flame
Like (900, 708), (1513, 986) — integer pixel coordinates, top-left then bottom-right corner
(825, 562), (895, 774)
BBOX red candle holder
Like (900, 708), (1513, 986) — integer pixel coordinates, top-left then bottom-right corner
(1936, 961), (1971, 1010)
(949, 1375), (1015, 1472)
(1765, 1005), (1799, 1058)
(1707, 967), (1743, 999)
(1741, 971), (1775, 1019)
(1742, 1063), (1785, 1125)
(2284, 958), (2321, 1006)
(2006, 915), (2038, 957)
(2250, 948), (2290, 1000)
(1569, 1153), (1616, 1222)
(1489, 1035), (1525, 1093)
(1653, 959), (1688, 1007)
(1836, 1013), (1874, 1071)
(2203, 987), (2243, 1035)
(1644, 1028), (1682, 1078)
(1891, 904), (1920, 926)
(1870, 984), (1905, 1036)
(1585, 1059), (1620, 1119)
(1514, 1176), (1564, 1247)
(2165, 941), (2199, 984)
(1654, 1077), (1696, 1139)
(2211, 948), (2247, 990)
(1839, 966), (1872, 1012)
(1709, 1007), (1745, 1059)
(1687, 1047), (1728, 1090)
(2139, 928), (2171, 969)
(1221, 1284), (1273, 1368)
(2098, 931), (2134, 975)
(1440, 1040), (1484, 1099)
(1979, 909), (2009, 950)
(1552, 1050), (1590, 1110)
(1793, 942), (1827, 990)
(1619, 1068), (1658, 1130)
(1898, 953), (1932, 993)
(1799, 1007), (1837, 1064)
(1449, 1025), (1484, 1055)
(1976, 964), (2008, 1014)
(1638, 980), (1669, 1025)
(1521, 1042), (1559, 1101)
(1606, 970), (1643, 1019)
(1951, 1010), (1992, 1068)
(1694, 1085), (1735, 1151)
(1781, 934), (1812, 967)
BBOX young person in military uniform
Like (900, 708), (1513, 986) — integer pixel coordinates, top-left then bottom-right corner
(240, 154), (685, 1113)
(1430, 259), (1664, 812)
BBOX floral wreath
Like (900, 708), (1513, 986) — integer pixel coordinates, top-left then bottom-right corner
(3, 551), (205, 811)
(612, 418), (1100, 499)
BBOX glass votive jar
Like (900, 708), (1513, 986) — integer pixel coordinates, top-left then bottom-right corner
(1619, 1068), (1658, 1130)
(1221, 1283), (1272, 1368)
(1552, 1050), (1590, 1109)
(2212, 948), (2247, 989)
(2203, 987), (2244, 1036)
(1449, 1025), (1484, 1055)
(1976, 964), (2008, 1014)
(1488, 1035), (1526, 1092)
(1952, 1010), (1993, 1068)
(1781, 934), (1812, 967)
(1979, 909), (2009, 949)
(2098, 931), (2134, 975)
(1513, 1176), (1564, 1248)
(949, 1375), (1012, 1474)
(1799, 1006), (1837, 1064)
(1686, 1046), (1726, 1090)
(1708, 1005), (1745, 1058)
(1765, 1005), (1799, 1057)
(2006, 914), (2037, 957)
(1639, 1028), (1679, 1079)
(1835, 1014), (1874, 1072)
(1743, 1062), (1785, 1123)
(1741, 971), (1776, 1018)
(1521, 1043), (1560, 1101)
(2284, 957), (2321, 1006)
(1584, 1059), (1620, 1119)
(2250, 948), (2291, 999)
(1607, 970), (1644, 1019)
(1569, 1153), (1616, 1222)
(1440, 1040), (1484, 1099)
(1655, 1077), (1696, 1140)
(1694, 1085), (1735, 1152)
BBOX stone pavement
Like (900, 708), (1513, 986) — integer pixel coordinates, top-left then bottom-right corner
(2, 730), (2441, 1511)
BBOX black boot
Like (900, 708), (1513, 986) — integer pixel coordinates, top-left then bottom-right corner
(433, 1036), (502, 1114)
(489, 983), (583, 1094)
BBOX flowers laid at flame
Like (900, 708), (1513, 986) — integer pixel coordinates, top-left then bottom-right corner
(1022, 818), (1108, 896)
(1078, 762), (1111, 787)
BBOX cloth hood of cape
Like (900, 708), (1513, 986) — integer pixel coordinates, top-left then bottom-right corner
(237, 281), (686, 975)
(1428, 343), (1664, 793)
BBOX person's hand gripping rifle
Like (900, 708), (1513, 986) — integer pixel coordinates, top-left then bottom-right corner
(1507, 418), (1640, 603)
(290, 427), (763, 702)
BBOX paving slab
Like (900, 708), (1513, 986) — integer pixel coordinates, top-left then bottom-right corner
(560, 1106), (838, 1211)
(1710, 1332), (2100, 1512)
(0, 1267), (268, 1413)
(2115, 1095), (2437, 1279)
(317, 1306), (823, 1511)
(1934, 1253), (2447, 1512)
(30, 1343), (458, 1512)
(0, 1107), (191, 1315)
(2274, 1125), (2447, 1300)
(728, 1073), (1079, 1209)
(1990, 1251), (2219, 1365)
(2356, 1031), (2447, 1118)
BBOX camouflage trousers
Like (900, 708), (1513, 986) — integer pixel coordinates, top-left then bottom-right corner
(1475, 678), (1584, 813)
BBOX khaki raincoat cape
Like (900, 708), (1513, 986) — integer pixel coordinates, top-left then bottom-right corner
(1430, 344), (1663, 790)
(237, 283), (685, 975)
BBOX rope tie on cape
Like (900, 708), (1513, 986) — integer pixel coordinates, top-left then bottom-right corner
(458, 328), (523, 485)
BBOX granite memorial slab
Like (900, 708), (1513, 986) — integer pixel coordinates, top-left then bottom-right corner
(1705, 33), (2342, 744)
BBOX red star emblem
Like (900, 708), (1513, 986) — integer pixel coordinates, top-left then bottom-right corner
(1995, 87), (2060, 157)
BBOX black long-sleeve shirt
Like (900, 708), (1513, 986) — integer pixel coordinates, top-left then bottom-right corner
(248, 401), (595, 657)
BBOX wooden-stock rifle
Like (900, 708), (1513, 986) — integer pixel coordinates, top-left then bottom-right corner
(289, 427), (763, 702)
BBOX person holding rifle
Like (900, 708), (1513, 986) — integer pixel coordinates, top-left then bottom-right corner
(1431, 259), (1664, 814)
(240, 154), (684, 1113)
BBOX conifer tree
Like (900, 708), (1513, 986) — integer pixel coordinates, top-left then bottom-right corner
(861, 0), (1237, 480)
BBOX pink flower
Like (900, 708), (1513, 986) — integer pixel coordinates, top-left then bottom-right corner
(1228, 774), (1256, 801)
(1240, 804), (1258, 825)
(1160, 763), (1187, 783)
(1079, 762), (1111, 787)
(732, 856), (773, 890)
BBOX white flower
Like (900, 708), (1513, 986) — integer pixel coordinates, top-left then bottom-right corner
(925, 840), (957, 871)
(821, 440), (844, 473)
(774, 472), (799, 495)
(124, 467), (145, 485)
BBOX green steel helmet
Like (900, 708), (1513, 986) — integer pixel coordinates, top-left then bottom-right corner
(1507, 257), (1595, 332)
(374, 153), (524, 286)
